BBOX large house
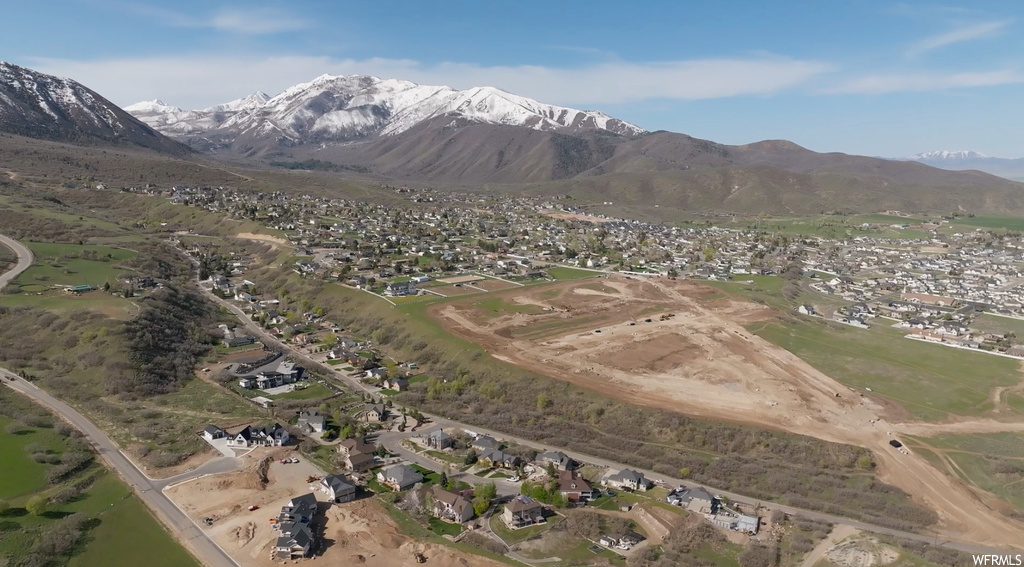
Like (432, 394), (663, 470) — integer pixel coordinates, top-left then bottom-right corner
(297, 411), (325, 434)
(361, 404), (387, 423)
(384, 281), (417, 297)
(557, 470), (593, 503)
(424, 429), (455, 450)
(319, 475), (356, 503)
(478, 449), (521, 469)
(536, 451), (574, 471)
(670, 487), (717, 515)
(377, 464), (423, 491)
(502, 496), (545, 529)
(429, 486), (474, 523)
(274, 493), (318, 559)
(337, 437), (377, 472)
(603, 469), (650, 492)
(471, 435), (500, 452)
(227, 423), (290, 447)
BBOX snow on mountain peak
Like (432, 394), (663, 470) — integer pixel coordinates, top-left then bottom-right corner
(909, 150), (987, 160)
(126, 74), (646, 142)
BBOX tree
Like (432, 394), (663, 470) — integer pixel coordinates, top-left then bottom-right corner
(473, 498), (490, 517)
(546, 461), (557, 479)
(0, 499), (8, 515)
(474, 482), (497, 502)
(25, 495), (47, 516)
(464, 449), (478, 465)
(439, 471), (449, 490)
(536, 393), (550, 411)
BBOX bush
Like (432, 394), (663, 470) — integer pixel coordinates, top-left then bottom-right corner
(739, 544), (778, 567)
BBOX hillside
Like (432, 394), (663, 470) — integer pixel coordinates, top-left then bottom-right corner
(0, 61), (189, 156)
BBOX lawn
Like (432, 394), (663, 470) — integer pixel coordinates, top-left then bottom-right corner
(750, 317), (1020, 421)
(0, 291), (138, 317)
(547, 266), (601, 281)
(428, 517), (464, 537)
(68, 496), (201, 567)
(12, 241), (137, 289)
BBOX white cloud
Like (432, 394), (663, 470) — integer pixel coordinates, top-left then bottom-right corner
(825, 68), (1024, 94)
(98, 2), (310, 34)
(906, 20), (1010, 57)
(26, 55), (832, 110)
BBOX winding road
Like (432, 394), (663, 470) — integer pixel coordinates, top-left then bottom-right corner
(0, 234), (32, 290)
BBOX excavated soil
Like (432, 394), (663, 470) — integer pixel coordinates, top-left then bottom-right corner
(430, 275), (1024, 549)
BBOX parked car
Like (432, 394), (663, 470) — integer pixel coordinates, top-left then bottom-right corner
(248, 505), (259, 511)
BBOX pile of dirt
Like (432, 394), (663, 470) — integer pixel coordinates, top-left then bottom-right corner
(826, 538), (899, 567)
(215, 455), (272, 491)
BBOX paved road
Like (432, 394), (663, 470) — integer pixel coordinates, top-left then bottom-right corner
(190, 249), (1015, 555)
(0, 234), (32, 289)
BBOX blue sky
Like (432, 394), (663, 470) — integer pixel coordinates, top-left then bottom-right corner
(4, 0), (1023, 157)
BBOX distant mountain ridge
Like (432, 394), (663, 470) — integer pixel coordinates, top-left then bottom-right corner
(904, 150), (1024, 182)
(0, 61), (188, 155)
(126, 74), (645, 155)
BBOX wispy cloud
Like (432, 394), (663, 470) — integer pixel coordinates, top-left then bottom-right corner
(99, 2), (310, 34)
(824, 68), (1023, 94)
(906, 20), (1010, 57)
(27, 54), (832, 109)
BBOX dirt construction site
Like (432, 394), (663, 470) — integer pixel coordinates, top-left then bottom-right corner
(430, 274), (1024, 549)
(164, 447), (504, 567)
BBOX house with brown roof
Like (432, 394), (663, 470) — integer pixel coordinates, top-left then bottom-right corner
(501, 496), (545, 529)
(337, 438), (377, 472)
(429, 486), (474, 523)
(557, 470), (593, 503)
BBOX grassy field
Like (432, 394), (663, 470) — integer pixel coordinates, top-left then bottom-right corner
(969, 313), (1024, 337)
(547, 266), (601, 281)
(0, 414), (200, 567)
(489, 513), (561, 545)
(12, 241), (137, 289)
(272, 382), (334, 400)
(951, 215), (1024, 232)
(68, 496), (201, 567)
(428, 517), (464, 537)
(0, 291), (138, 317)
(750, 318), (1021, 421)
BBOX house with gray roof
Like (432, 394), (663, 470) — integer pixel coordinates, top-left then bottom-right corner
(424, 429), (455, 450)
(471, 435), (500, 451)
(274, 493), (318, 559)
(319, 474), (356, 503)
(377, 464), (423, 491)
(536, 450), (574, 471)
(603, 469), (650, 492)
(297, 411), (325, 434)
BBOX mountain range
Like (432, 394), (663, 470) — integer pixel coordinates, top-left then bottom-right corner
(0, 61), (188, 155)
(904, 150), (1024, 182)
(2, 61), (1024, 216)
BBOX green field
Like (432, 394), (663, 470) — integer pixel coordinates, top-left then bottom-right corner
(970, 313), (1024, 337)
(751, 318), (1021, 421)
(272, 382), (334, 400)
(952, 215), (1024, 232)
(547, 266), (601, 281)
(0, 292), (138, 317)
(0, 414), (200, 567)
(12, 241), (137, 289)
(488, 513), (561, 545)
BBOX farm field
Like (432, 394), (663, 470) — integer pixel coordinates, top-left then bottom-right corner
(969, 313), (1024, 338)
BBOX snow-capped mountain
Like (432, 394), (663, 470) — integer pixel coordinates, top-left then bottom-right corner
(0, 61), (188, 154)
(126, 75), (645, 149)
(905, 150), (1024, 182)
(908, 150), (987, 161)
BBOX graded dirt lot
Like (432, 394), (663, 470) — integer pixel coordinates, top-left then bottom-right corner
(165, 447), (504, 567)
(430, 275), (1024, 549)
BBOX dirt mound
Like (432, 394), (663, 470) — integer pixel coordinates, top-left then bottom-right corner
(826, 538), (899, 567)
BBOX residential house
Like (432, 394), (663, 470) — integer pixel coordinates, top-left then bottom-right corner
(274, 493), (318, 559)
(297, 411), (326, 434)
(603, 469), (650, 492)
(361, 404), (387, 423)
(200, 425), (225, 441)
(471, 435), (500, 452)
(424, 429), (455, 450)
(429, 485), (474, 523)
(557, 470), (593, 503)
(384, 281), (417, 297)
(319, 474), (356, 503)
(364, 367), (388, 381)
(382, 377), (409, 391)
(478, 449), (521, 469)
(501, 496), (545, 529)
(536, 451), (574, 471)
(223, 336), (256, 348)
(238, 377), (256, 389)
(227, 423), (290, 447)
(671, 487), (717, 514)
(797, 304), (816, 316)
(337, 438), (377, 472)
(377, 464), (423, 491)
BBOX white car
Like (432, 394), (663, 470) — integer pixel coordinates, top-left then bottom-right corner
(508, 476), (521, 482)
